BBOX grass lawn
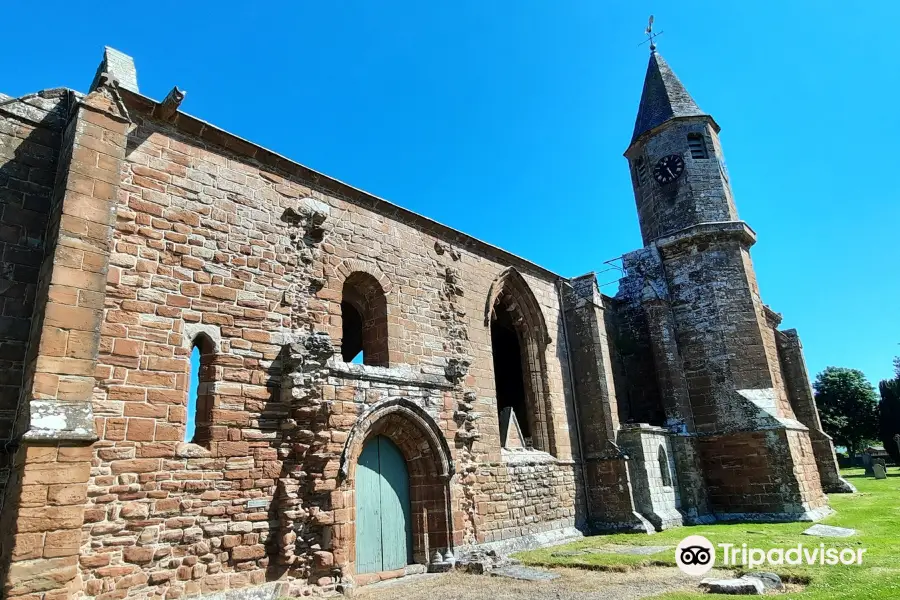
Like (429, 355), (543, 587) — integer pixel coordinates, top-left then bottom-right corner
(515, 469), (900, 598)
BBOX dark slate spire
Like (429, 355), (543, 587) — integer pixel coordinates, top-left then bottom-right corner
(631, 50), (706, 143)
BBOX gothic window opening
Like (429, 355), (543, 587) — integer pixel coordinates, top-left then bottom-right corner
(492, 309), (531, 444)
(658, 445), (673, 487)
(486, 267), (554, 454)
(341, 272), (389, 366)
(687, 133), (708, 159)
(185, 333), (215, 445)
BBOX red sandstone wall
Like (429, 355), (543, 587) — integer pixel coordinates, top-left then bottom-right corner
(77, 112), (580, 597)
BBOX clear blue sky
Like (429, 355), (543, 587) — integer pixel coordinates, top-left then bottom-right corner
(3, 1), (898, 387)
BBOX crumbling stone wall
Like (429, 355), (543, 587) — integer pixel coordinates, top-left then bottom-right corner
(0, 44), (841, 600)
(68, 95), (583, 598)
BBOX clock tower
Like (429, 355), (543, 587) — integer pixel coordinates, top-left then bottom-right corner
(616, 44), (840, 521)
(625, 48), (738, 246)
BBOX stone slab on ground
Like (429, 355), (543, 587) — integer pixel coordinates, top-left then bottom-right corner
(744, 572), (784, 592)
(802, 524), (856, 538)
(490, 565), (560, 582)
(552, 544), (672, 557)
(699, 576), (765, 595)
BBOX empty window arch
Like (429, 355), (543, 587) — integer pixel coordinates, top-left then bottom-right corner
(185, 333), (216, 444)
(658, 445), (673, 487)
(485, 267), (554, 454)
(341, 272), (389, 366)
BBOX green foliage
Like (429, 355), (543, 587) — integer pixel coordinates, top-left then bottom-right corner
(813, 367), (878, 457)
(879, 378), (900, 464)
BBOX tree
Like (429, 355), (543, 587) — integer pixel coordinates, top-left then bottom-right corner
(813, 367), (878, 457)
(879, 378), (900, 464)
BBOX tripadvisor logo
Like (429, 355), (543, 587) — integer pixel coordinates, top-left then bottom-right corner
(675, 535), (867, 575)
(676, 535), (715, 576)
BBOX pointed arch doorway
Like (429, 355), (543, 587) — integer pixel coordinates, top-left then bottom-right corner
(355, 435), (412, 574)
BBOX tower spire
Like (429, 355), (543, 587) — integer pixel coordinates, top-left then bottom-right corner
(630, 50), (710, 144)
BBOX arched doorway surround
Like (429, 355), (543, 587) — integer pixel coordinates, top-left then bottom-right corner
(338, 398), (455, 578)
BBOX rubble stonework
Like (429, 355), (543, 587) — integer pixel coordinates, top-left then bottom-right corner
(0, 46), (844, 600)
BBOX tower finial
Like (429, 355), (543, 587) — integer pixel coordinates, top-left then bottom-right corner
(641, 15), (663, 54)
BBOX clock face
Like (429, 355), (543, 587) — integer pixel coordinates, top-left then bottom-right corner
(653, 154), (685, 185)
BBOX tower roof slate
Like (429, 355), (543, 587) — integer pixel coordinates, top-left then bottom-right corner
(631, 51), (708, 144)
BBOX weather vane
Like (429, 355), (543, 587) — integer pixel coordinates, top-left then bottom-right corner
(639, 15), (663, 53)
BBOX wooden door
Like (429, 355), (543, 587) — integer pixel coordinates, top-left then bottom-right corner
(355, 435), (412, 574)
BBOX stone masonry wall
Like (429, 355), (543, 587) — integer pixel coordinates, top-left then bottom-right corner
(74, 103), (582, 598)
(0, 91), (69, 494)
(654, 230), (826, 518)
(473, 450), (576, 544)
(658, 237), (781, 433)
(626, 118), (737, 246)
(1, 83), (134, 600)
(617, 425), (681, 531)
(775, 329), (852, 494)
(699, 427), (826, 518)
(608, 248), (666, 427)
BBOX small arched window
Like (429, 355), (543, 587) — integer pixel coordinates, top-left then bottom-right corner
(658, 445), (673, 487)
(341, 272), (389, 366)
(185, 334), (215, 445)
(634, 156), (649, 185)
(687, 133), (708, 159)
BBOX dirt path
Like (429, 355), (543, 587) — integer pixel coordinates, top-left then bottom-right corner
(355, 566), (712, 600)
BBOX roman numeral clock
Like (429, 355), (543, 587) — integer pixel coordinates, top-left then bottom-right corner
(653, 154), (685, 185)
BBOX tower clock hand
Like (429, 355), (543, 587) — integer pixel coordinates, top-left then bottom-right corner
(666, 167), (675, 178)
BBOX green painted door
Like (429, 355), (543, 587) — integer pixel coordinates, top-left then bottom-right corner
(356, 435), (412, 574)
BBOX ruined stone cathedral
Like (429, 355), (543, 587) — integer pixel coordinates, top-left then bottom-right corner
(0, 45), (853, 599)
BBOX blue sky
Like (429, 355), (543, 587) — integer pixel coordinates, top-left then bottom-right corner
(4, 1), (898, 389)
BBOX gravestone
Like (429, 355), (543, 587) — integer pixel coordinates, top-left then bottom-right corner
(873, 463), (887, 479)
(861, 453), (873, 475)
